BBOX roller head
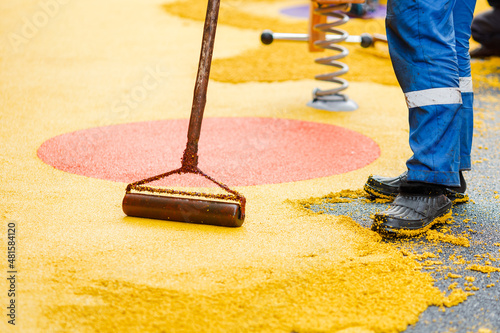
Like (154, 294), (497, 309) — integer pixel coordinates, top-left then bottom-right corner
(122, 193), (244, 227)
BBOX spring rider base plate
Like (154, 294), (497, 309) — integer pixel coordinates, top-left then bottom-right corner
(307, 93), (358, 112)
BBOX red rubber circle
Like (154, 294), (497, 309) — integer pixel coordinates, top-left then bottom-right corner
(37, 117), (380, 186)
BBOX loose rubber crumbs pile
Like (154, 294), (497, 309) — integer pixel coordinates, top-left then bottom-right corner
(0, 0), (498, 332)
(300, 188), (500, 331)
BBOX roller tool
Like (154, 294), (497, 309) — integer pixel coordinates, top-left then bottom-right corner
(122, 0), (246, 227)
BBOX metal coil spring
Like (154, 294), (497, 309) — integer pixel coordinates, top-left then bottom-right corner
(312, 3), (352, 99)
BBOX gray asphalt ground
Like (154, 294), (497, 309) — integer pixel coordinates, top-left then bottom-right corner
(311, 74), (500, 333)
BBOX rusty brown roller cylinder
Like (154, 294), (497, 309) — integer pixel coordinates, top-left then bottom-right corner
(122, 193), (244, 227)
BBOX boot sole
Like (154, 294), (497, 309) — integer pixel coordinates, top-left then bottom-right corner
(372, 209), (453, 237)
(364, 184), (469, 204)
(364, 184), (397, 200)
(449, 193), (469, 204)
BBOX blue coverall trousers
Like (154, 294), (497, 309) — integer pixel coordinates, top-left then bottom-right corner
(386, 0), (477, 186)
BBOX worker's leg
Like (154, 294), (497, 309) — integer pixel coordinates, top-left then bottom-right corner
(454, 0), (476, 173)
(386, 0), (462, 187)
(363, 0), (476, 202)
(371, 0), (462, 236)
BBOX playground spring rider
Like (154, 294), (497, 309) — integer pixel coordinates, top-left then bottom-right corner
(261, 0), (387, 112)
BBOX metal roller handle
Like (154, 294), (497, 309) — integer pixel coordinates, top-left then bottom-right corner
(182, 0), (220, 169)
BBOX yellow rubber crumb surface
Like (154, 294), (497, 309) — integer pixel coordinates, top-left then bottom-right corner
(210, 37), (396, 86)
(448, 273), (463, 279)
(0, 0), (494, 332)
(426, 229), (471, 247)
(467, 264), (500, 274)
(442, 288), (473, 307)
(478, 328), (493, 333)
(164, 0), (309, 33)
(39, 214), (451, 333)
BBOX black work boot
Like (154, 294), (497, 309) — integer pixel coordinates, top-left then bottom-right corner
(371, 182), (453, 237)
(470, 46), (500, 59)
(364, 171), (468, 204)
